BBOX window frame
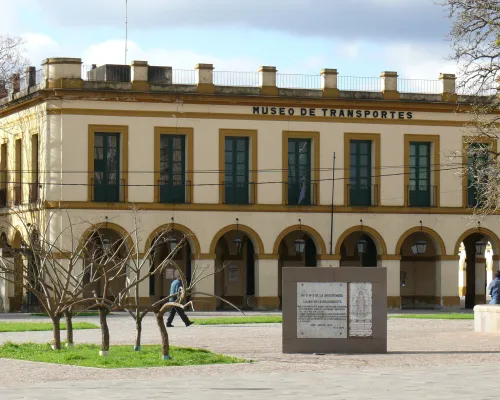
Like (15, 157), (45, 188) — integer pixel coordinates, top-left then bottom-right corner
(343, 133), (381, 207)
(218, 129), (258, 205)
(88, 125), (128, 202)
(154, 127), (194, 204)
(403, 134), (440, 208)
(282, 131), (320, 206)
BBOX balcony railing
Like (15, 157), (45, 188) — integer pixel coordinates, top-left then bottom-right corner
(285, 181), (319, 206)
(222, 181), (256, 205)
(91, 179), (125, 203)
(157, 180), (192, 204)
(13, 184), (22, 206)
(347, 184), (379, 207)
(29, 183), (39, 203)
(406, 185), (438, 207)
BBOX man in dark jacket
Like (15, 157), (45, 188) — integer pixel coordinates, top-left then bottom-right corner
(488, 270), (500, 305)
(166, 273), (193, 328)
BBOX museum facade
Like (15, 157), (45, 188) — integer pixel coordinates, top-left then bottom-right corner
(0, 58), (497, 312)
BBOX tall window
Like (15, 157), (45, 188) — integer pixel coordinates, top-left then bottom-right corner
(349, 140), (372, 206)
(0, 143), (7, 207)
(30, 135), (39, 202)
(93, 133), (120, 202)
(288, 138), (311, 205)
(14, 139), (22, 205)
(159, 135), (186, 203)
(467, 143), (489, 208)
(224, 137), (249, 204)
(409, 142), (431, 207)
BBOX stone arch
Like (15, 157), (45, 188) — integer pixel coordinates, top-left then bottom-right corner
(273, 224), (327, 255)
(395, 226), (446, 256)
(144, 223), (201, 255)
(210, 224), (265, 255)
(454, 227), (500, 255)
(78, 222), (134, 253)
(334, 225), (387, 256)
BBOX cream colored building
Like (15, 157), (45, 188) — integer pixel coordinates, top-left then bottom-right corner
(0, 57), (498, 312)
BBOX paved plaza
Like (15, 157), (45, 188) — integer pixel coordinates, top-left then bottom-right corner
(0, 312), (499, 399)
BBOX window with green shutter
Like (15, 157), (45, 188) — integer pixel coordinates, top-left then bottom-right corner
(224, 137), (249, 204)
(467, 143), (489, 208)
(94, 133), (120, 202)
(349, 140), (372, 206)
(159, 135), (186, 203)
(287, 138), (311, 205)
(409, 142), (431, 207)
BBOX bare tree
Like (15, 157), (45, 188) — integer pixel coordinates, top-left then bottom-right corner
(442, 0), (500, 215)
(0, 35), (27, 93)
(0, 208), (117, 350)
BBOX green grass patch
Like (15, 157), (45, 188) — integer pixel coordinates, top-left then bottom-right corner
(0, 342), (245, 368)
(389, 313), (473, 320)
(0, 322), (99, 332)
(193, 316), (283, 325)
(31, 311), (110, 317)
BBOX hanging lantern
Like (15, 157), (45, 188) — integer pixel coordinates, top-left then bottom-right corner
(475, 240), (487, 255)
(233, 236), (242, 255)
(356, 239), (368, 254)
(167, 237), (178, 253)
(411, 240), (427, 255)
(294, 238), (306, 254)
(101, 237), (111, 254)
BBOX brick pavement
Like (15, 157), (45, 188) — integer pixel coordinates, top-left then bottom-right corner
(0, 313), (498, 399)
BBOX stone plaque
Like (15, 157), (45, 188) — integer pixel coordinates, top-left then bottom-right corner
(349, 282), (373, 337)
(296, 282), (347, 339)
(228, 265), (238, 282)
(164, 269), (174, 279)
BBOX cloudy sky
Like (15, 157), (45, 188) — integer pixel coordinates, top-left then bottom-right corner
(4, 0), (456, 79)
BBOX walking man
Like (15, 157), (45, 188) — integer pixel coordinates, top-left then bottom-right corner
(488, 270), (500, 305)
(166, 271), (193, 327)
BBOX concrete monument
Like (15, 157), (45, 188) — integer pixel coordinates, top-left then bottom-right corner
(282, 267), (387, 354)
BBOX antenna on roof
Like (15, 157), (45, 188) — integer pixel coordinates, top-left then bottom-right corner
(125, 0), (128, 65)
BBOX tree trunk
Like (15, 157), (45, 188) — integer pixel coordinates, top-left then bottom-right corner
(51, 315), (62, 350)
(155, 311), (170, 359)
(98, 308), (110, 352)
(134, 318), (142, 351)
(64, 310), (74, 346)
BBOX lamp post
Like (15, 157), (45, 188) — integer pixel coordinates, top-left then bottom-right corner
(356, 238), (367, 266)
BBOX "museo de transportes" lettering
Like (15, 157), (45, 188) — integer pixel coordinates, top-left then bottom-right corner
(252, 106), (413, 119)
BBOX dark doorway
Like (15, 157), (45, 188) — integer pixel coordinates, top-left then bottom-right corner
(361, 235), (377, 267)
(305, 237), (317, 267)
(246, 240), (255, 296)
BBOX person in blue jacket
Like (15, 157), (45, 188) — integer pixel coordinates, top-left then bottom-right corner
(166, 272), (193, 327)
(488, 270), (500, 305)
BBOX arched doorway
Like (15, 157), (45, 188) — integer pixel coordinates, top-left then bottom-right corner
(82, 227), (128, 301)
(398, 230), (442, 309)
(336, 226), (386, 267)
(212, 225), (260, 310)
(275, 226), (321, 309)
(455, 228), (500, 309)
(149, 230), (193, 303)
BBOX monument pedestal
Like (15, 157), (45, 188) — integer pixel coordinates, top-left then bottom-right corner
(474, 305), (500, 333)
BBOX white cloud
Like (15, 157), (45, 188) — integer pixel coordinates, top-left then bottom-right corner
(82, 39), (261, 71)
(384, 44), (457, 80)
(21, 33), (60, 66)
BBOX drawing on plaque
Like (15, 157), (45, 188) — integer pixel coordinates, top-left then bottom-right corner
(296, 282), (347, 339)
(348, 282), (373, 337)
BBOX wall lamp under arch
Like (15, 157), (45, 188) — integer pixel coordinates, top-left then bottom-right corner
(101, 237), (111, 254)
(167, 217), (178, 253)
(475, 240), (487, 255)
(411, 221), (427, 255)
(294, 219), (306, 254)
(233, 218), (243, 255)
